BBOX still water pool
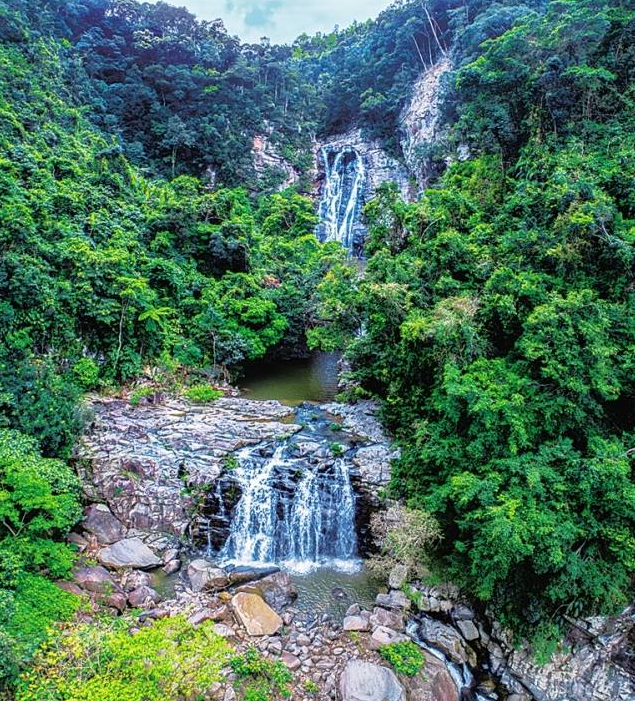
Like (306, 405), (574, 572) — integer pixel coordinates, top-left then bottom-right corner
(290, 565), (383, 618)
(239, 352), (340, 405)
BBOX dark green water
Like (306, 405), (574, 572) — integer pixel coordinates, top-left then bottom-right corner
(239, 352), (340, 406)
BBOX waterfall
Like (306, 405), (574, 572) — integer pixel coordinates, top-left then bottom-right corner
(316, 145), (366, 255)
(218, 437), (359, 573)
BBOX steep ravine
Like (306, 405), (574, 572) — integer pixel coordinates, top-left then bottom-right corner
(252, 58), (452, 258)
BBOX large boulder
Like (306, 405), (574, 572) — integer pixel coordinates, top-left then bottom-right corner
(231, 592), (283, 636)
(370, 606), (405, 631)
(83, 504), (127, 544)
(340, 659), (405, 701)
(226, 564), (280, 586)
(402, 654), (460, 701)
(376, 590), (411, 611)
(343, 615), (371, 632)
(162, 559), (181, 575)
(98, 537), (161, 570)
(120, 569), (152, 592)
(74, 565), (119, 594)
(187, 559), (230, 593)
(127, 586), (161, 608)
(98, 590), (128, 612)
(351, 444), (395, 486)
(370, 625), (410, 649)
(388, 564), (409, 590)
(188, 605), (231, 627)
(236, 571), (297, 611)
(416, 616), (477, 667)
(73, 565), (127, 611)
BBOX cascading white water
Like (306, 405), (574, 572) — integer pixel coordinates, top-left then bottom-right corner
(220, 444), (284, 562)
(218, 437), (358, 573)
(316, 145), (366, 254)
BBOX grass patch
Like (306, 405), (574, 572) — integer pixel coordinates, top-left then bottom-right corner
(16, 616), (232, 701)
(183, 384), (224, 404)
(379, 641), (424, 677)
(230, 647), (293, 700)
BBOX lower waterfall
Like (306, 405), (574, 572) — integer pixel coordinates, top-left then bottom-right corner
(316, 145), (366, 255)
(217, 417), (358, 573)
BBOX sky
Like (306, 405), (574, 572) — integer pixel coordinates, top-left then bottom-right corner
(171, 0), (391, 44)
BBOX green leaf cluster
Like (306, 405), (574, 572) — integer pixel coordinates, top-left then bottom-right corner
(230, 647), (293, 700)
(0, 429), (82, 689)
(16, 616), (233, 701)
(379, 641), (425, 677)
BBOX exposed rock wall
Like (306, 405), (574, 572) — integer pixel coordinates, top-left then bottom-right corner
(315, 128), (413, 204)
(408, 583), (635, 701)
(399, 57), (452, 190)
(76, 397), (299, 536)
(252, 134), (299, 190)
(312, 130), (413, 253)
(76, 396), (396, 552)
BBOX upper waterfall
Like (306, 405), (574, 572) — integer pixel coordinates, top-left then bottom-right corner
(316, 145), (367, 256)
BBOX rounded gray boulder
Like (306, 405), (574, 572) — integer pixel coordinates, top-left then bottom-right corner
(340, 659), (405, 701)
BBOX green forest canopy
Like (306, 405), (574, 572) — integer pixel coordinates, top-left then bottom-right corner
(0, 0), (634, 685)
(311, 0), (635, 643)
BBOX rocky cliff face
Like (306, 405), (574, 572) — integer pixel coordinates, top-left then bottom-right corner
(76, 394), (395, 553)
(313, 129), (413, 254)
(408, 583), (635, 701)
(76, 396), (298, 537)
(308, 60), (454, 254)
(252, 134), (299, 190)
(399, 57), (452, 190)
(315, 128), (413, 203)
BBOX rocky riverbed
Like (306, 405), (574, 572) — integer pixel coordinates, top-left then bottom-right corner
(75, 395), (396, 542)
(66, 391), (635, 701)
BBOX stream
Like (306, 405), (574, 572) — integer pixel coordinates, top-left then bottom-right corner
(226, 353), (380, 615)
(237, 353), (489, 697)
(153, 352), (383, 617)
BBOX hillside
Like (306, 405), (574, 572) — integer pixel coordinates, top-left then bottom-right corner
(1, 0), (634, 699)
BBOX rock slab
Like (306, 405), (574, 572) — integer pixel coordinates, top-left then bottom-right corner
(340, 659), (405, 701)
(98, 537), (161, 570)
(187, 559), (230, 593)
(83, 503), (127, 544)
(231, 592), (283, 636)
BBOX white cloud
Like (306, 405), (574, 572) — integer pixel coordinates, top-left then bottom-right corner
(172, 0), (392, 43)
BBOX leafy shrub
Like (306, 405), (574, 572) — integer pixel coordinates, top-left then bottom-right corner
(330, 442), (345, 456)
(0, 429), (82, 576)
(0, 359), (83, 458)
(367, 505), (442, 581)
(16, 616), (232, 701)
(0, 430), (82, 690)
(4, 573), (81, 665)
(72, 358), (100, 391)
(183, 384), (224, 404)
(129, 386), (156, 407)
(230, 647), (293, 699)
(379, 641), (424, 677)
(222, 455), (240, 471)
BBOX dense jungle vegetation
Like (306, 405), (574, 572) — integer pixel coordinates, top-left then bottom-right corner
(313, 0), (635, 646)
(1, 0), (634, 695)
